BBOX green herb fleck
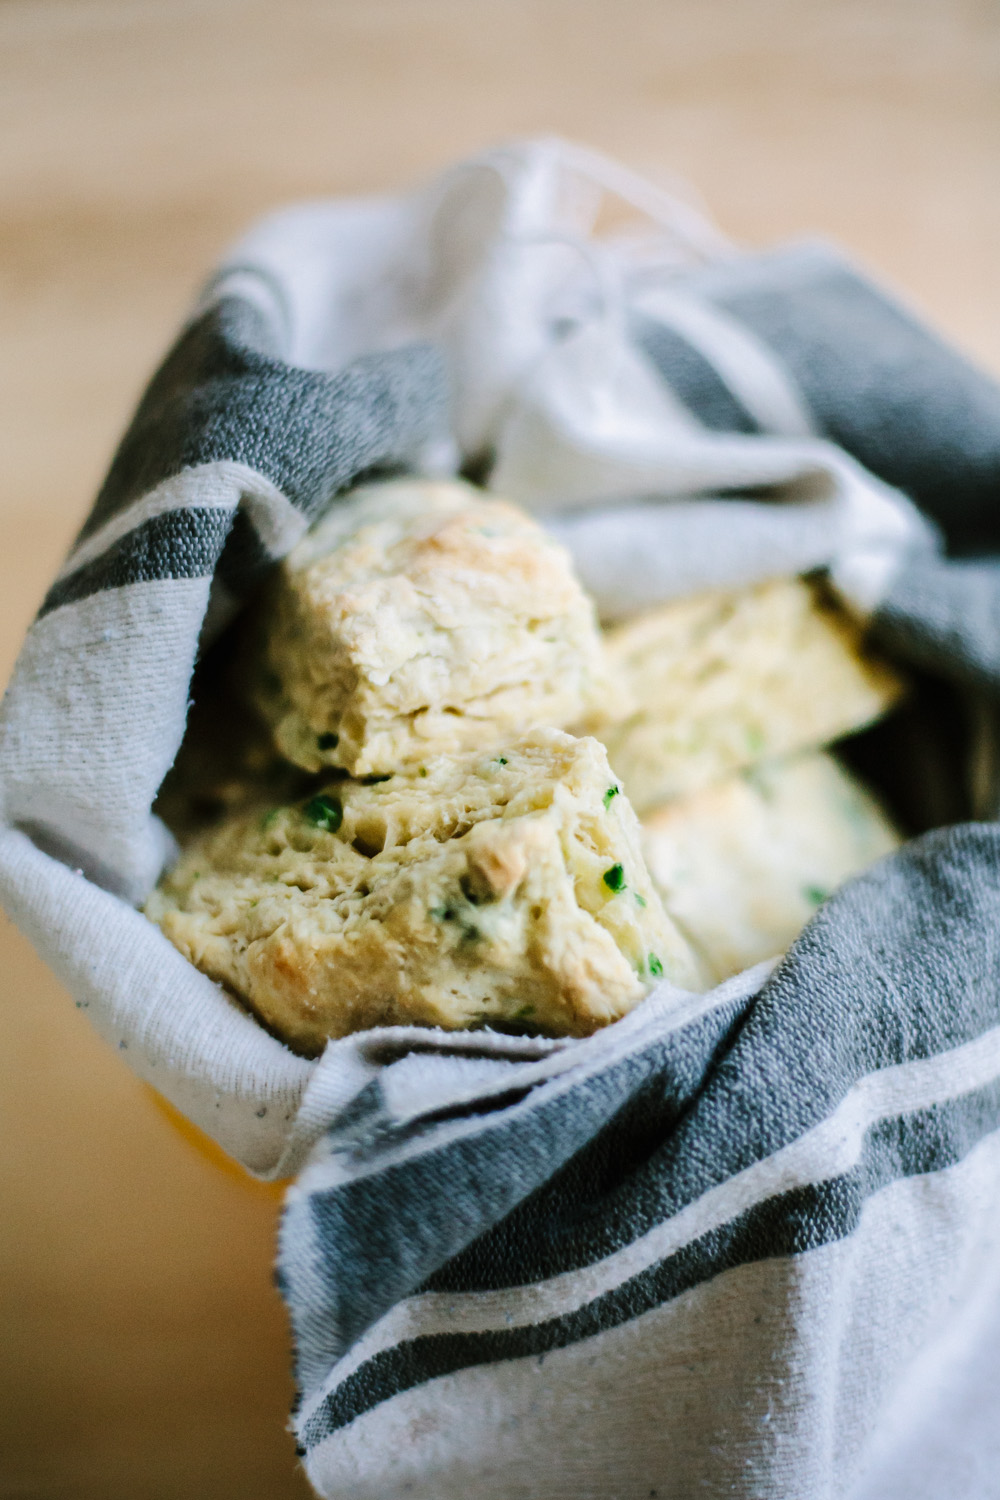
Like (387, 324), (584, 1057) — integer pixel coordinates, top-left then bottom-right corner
(495, 756), (508, 766)
(804, 884), (829, 907)
(303, 793), (343, 832)
(514, 1004), (535, 1020)
(419, 766), (428, 777)
(259, 808), (281, 831)
(603, 785), (620, 810)
(634, 892), (647, 908)
(430, 898), (481, 943)
(603, 863), (626, 893)
(317, 731), (339, 751)
(744, 762), (776, 802)
(648, 953), (664, 977)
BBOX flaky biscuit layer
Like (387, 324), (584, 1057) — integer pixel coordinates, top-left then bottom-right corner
(254, 479), (607, 776)
(146, 730), (702, 1055)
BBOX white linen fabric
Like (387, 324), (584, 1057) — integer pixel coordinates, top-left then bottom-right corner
(4, 140), (1000, 1497)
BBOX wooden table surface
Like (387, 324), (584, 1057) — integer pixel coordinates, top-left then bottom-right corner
(2, 2), (999, 1495)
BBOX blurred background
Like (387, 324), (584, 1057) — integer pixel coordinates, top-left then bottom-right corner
(2, 1), (999, 1494)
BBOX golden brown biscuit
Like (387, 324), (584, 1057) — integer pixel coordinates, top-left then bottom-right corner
(252, 478), (607, 777)
(588, 577), (903, 814)
(641, 751), (900, 984)
(145, 730), (703, 1055)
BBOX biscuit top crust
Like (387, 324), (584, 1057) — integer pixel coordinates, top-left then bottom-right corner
(254, 478), (607, 776)
(599, 576), (901, 725)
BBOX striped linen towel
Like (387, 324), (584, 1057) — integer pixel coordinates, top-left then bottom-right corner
(3, 141), (1000, 1498)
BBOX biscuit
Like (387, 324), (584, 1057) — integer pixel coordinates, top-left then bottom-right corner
(589, 578), (903, 813)
(641, 751), (900, 984)
(146, 730), (703, 1056)
(252, 478), (607, 777)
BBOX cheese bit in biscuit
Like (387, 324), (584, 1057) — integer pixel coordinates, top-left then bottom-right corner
(252, 478), (607, 777)
(641, 750), (900, 985)
(587, 577), (903, 815)
(145, 730), (705, 1057)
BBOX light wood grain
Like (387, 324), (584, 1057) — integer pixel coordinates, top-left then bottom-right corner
(2, 1), (999, 1494)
